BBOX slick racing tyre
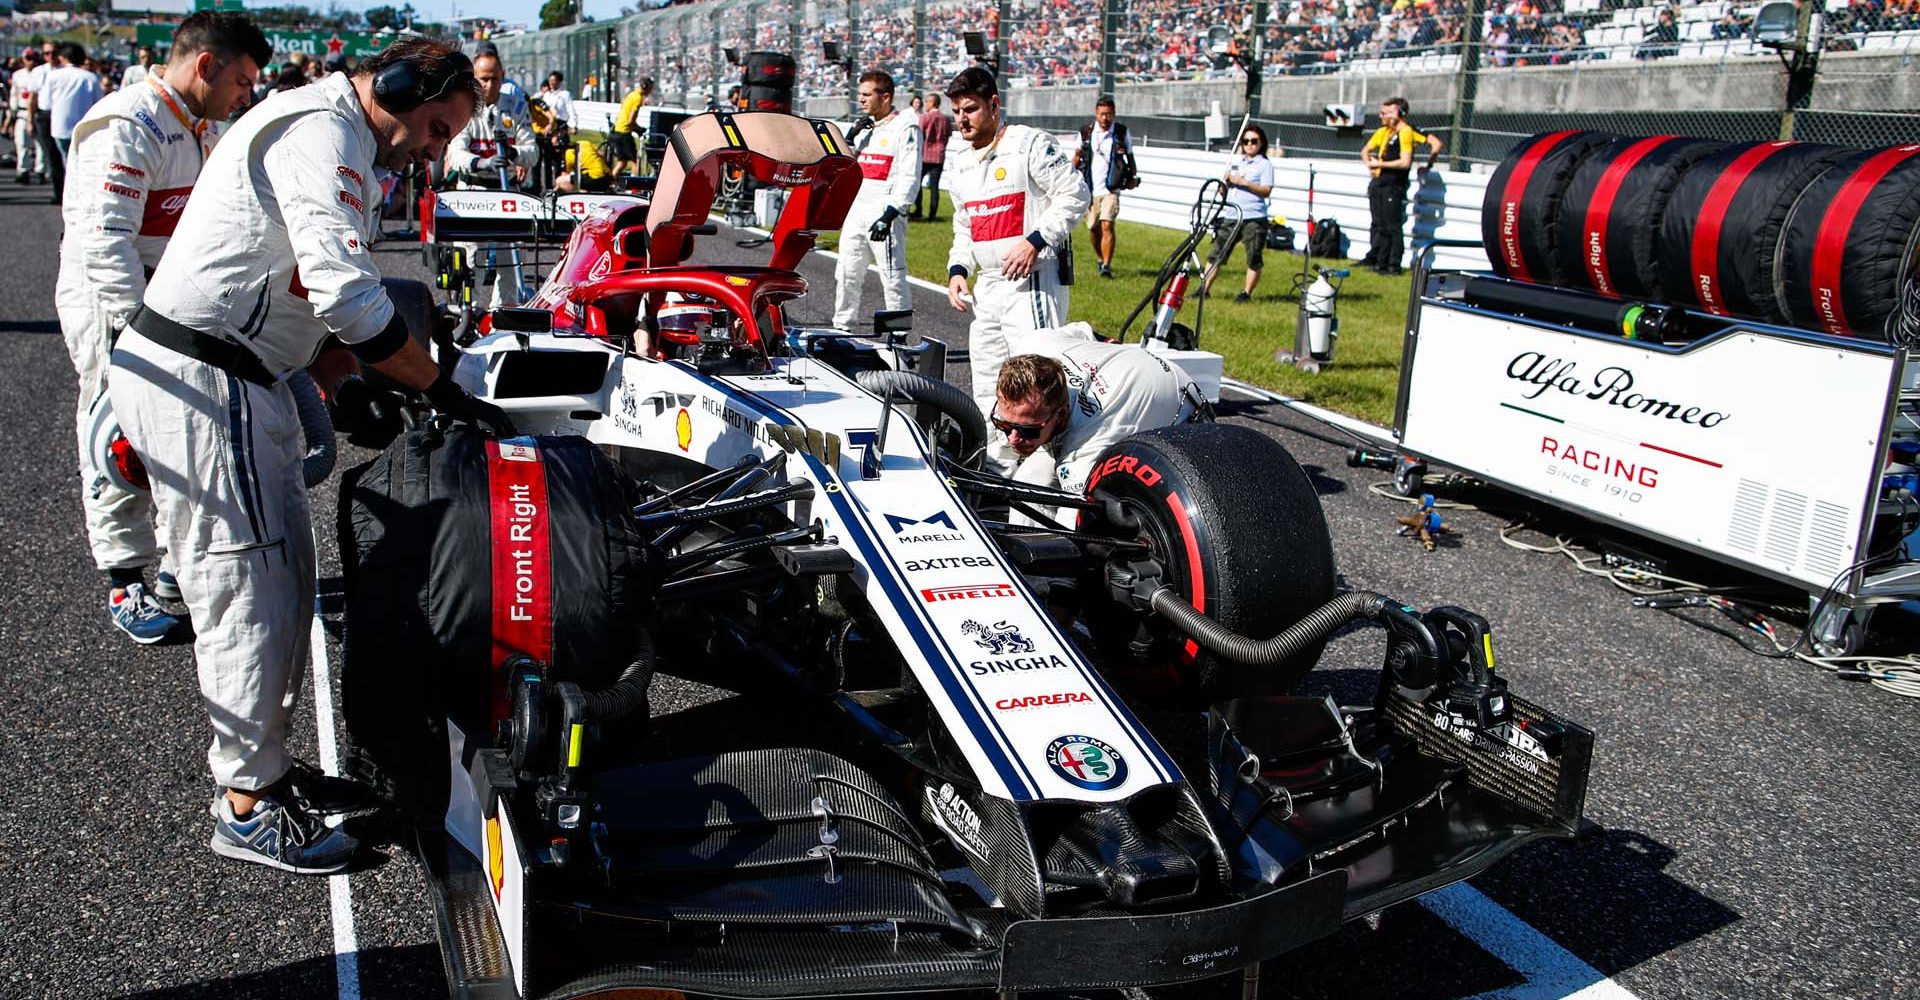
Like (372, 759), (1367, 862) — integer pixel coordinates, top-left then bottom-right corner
(1482, 130), (1616, 287)
(1555, 135), (1725, 300)
(1658, 140), (1852, 323)
(1078, 424), (1335, 701)
(1777, 144), (1920, 339)
(338, 424), (651, 817)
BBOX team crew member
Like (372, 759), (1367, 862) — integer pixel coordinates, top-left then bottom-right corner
(36, 43), (103, 203)
(553, 121), (612, 192)
(449, 51), (536, 188)
(1359, 96), (1441, 275)
(942, 66), (1089, 469)
(832, 70), (921, 331)
(56, 12), (268, 644)
(1073, 96), (1138, 279)
(993, 325), (1198, 508)
(610, 75), (651, 175)
(110, 39), (511, 876)
(9, 49), (45, 184)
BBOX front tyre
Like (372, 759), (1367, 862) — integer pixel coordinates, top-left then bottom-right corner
(1079, 424), (1336, 700)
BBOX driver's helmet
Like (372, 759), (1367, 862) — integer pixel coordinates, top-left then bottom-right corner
(655, 298), (730, 346)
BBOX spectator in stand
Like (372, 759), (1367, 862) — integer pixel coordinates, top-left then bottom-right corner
(914, 91), (951, 221)
(1073, 96), (1138, 279)
(122, 47), (157, 87)
(1638, 7), (1680, 59)
(36, 43), (103, 205)
(1358, 96), (1441, 275)
(1202, 123), (1273, 303)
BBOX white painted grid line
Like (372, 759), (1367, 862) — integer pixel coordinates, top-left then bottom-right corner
(309, 608), (362, 1000)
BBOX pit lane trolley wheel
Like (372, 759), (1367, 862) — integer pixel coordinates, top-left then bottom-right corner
(1078, 423), (1337, 701)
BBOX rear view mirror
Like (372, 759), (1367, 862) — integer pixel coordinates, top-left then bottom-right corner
(872, 309), (914, 335)
(492, 308), (554, 334)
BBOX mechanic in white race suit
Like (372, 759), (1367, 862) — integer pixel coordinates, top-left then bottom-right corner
(993, 323), (1201, 509)
(447, 50), (539, 307)
(941, 66), (1089, 471)
(110, 39), (513, 876)
(831, 69), (920, 330)
(54, 13), (270, 645)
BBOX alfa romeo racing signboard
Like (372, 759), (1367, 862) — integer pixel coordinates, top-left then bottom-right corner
(1399, 305), (1901, 590)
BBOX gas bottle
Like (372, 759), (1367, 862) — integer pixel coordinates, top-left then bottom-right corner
(1304, 271), (1338, 359)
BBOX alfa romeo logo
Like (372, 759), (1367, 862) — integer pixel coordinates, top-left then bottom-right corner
(1045, 735), (1127, 791)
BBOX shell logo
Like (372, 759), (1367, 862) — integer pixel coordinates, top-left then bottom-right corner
(993, 167), (1007, 181)
(676, 408), (693, 451)
(485, 814), (504, 900)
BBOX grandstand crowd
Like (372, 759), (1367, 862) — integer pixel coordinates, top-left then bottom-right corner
(584, 0), (1913, 106)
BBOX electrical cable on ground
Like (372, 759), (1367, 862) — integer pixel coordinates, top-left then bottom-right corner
(1491, 520), (1920, 699)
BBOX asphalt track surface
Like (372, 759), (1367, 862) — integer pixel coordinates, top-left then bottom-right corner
(1, 183), (1915, 1000)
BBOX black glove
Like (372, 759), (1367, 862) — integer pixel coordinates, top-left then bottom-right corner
(421, 373), (517, 437)
(868, 206), (899, 242)
(330, 375), (407, 449)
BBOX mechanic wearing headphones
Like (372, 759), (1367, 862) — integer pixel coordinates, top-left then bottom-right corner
(55, 12), (269, 645)
(831, 69), (921, 331)
(992, 324), (1199, 501)
(109, 38), (513, 876)
(942, 66), (1089, 472)
(448, 50), (535, 189)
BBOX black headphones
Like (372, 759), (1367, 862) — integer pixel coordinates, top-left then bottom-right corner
(371, 49), (475, 114)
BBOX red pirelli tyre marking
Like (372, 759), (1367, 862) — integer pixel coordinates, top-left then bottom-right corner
(1164, 493), (1206, 662)
(1493, 130), (1580, 281)
(1688, 142), (1794, 315)
(1580, 135), (1673, 296)
(488, 438), (553, 722)
(1806, 144), (1920, 336)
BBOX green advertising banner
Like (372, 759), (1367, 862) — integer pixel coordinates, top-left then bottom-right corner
(135, 25), (394, 61)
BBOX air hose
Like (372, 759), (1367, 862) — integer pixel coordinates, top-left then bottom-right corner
(580, 626), (655, 723)
(287, 371), (336, 488)
(1149, 588), (1393, 666)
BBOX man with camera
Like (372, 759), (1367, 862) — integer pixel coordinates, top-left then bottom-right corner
(1073, 96), (1138, 279)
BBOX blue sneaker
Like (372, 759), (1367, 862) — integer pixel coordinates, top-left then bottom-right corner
(109, 583), (183, 645)
(151, 570), (181, 601)
(209, 792), (362, 875)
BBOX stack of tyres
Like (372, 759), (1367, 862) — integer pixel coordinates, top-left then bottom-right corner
(741, 52), (797, 113)
(1657, 140), (1853, 323)
(1481, 130), (1617, 286)
(1777, 143), (1920, 339)
(1554, 135), (1726, 300)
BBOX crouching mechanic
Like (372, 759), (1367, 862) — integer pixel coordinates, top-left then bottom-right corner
(831, 70), (920, 331)
(109, 39), (513, 875)
(942, 66), (1089, 471)
(55, 11), (269, 644)
(993, 324), (1201, 506)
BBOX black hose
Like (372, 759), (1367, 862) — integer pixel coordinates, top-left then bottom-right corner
(855, 368), (986, 461)
(1149, 588), (1392, 665)
(287, 371), (336, 487)
(580, 626), (655, 722)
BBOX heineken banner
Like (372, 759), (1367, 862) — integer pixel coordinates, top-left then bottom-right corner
(135, 25), (394, 60)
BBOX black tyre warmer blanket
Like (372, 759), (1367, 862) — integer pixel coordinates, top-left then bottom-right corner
(1555, 135), (1726, 300)
(341, 424), (650, 738)
(1778, 143), (1920, 339)
(1657, 140), (1852, 323)
(1481, 130), (1616, 286)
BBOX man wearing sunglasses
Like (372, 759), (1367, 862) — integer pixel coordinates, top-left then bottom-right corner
(993, 325), (1201, 507)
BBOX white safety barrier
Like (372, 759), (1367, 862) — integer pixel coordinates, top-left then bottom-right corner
(1115, 145), (1495, 271)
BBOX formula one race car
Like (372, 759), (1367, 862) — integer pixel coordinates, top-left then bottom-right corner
(339, 111), (1595, 1000)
